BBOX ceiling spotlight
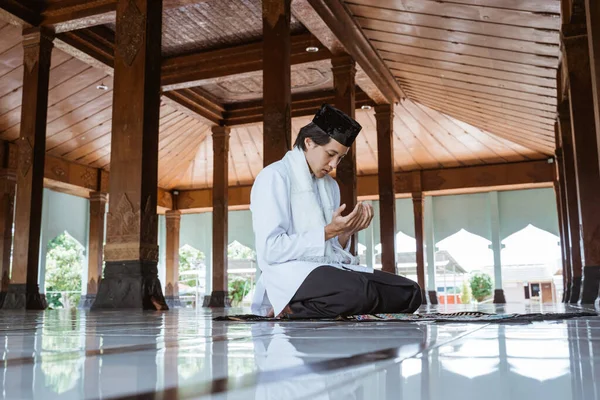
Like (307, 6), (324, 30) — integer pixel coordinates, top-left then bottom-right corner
(96, 83), (108, 91)
(305, 46), (319, 53)
(361, 105), (372, 110)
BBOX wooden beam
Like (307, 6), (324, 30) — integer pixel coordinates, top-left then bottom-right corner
(0, 0), (41, 26)
(163, 88), (224, 125)
(41, 0), (213, 32)
(294, 0), (405, 104)
(291, 0), (388, 104)
(161, 33), (331, 90)
(224, 89), (373, 126)
(175, 160), (554, 210)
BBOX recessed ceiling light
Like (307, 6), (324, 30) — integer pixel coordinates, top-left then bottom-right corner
(361, 105), (372, 110)
(305, 46), (319, 53)
(96, 83), (108, 91)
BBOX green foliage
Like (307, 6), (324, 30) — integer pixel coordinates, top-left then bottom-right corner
(469, 273), (493, 302)
(45, 287), (63, 309)
(179, 245), (205, 287)
(228, 277), (252, 306)
(460, 280), (472, 304)
(227, 241), (255, 260)
(45, 232), (84, 308)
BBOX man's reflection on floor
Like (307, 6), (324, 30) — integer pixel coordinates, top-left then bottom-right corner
(250, 322), (427, 400)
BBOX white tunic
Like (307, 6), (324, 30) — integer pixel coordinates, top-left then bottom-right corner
(250, 158), (373, 316)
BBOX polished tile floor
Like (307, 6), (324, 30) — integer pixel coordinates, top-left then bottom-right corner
(0, 303), (599, 399)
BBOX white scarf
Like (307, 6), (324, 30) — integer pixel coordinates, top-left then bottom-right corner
(282, 147), (359, 265)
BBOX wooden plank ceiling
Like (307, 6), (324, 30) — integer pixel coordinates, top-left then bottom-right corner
(0, 0), (551, 191)
(344, 0), (560, 155)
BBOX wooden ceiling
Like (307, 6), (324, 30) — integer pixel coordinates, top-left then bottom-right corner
(345, 0), (560, 155)
(0, 0), (555, 192)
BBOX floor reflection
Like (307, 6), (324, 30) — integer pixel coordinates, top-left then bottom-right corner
(0, 305), (598, 400)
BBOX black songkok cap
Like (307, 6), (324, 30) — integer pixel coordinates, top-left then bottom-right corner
(312, 104), (362, 147)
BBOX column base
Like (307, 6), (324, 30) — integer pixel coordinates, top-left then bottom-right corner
(91, 261), (168, 310)
(165, 296), (182, 309)
(580, 266), (600, 304)
(203, 291), (231, 308)
(79, 294), (97, 309)
(570, 276), (582, 304)
(0, 284), (47, 310)
(493, 289), (506, 304)
(428, 290), (438, 305)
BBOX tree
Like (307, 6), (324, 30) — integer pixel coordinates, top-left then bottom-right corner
(45, 232), (84, 308)
(469, 273), (493, 302)
(460, 280), (472, 304)
(179, 245), (205, 288)
(227, 241), (255, 260)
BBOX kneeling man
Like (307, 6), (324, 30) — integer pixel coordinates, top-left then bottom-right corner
(250, 104), (422, 318)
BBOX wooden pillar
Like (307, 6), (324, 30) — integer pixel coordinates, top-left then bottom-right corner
(585, 0), (600, 169)
(375, 104), (396, 274)
(92, 0), (166, 310)
(207, 126), (231, 307)
(1, 28), (54, 310)
(333, 54), (358, 254)
(558, 103), (584, 303)
(165, 210), (181, 308)
(80, 192), (107, 309)
(412, 191), (426, 302)
(262, 0), (291, 167)
(0, 143), (16, 300)
(563, 27), (600, 303)
(489, 191), (506, 303)
(554, 137), (572, 303)
(424, 197), (438, 304)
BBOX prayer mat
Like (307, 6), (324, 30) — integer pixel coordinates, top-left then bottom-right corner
(214, 311), (598, 323)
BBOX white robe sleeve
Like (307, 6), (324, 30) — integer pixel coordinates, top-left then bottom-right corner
(251, 168), (326, 264)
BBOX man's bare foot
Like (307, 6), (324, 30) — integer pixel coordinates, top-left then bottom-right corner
(276, 305), (293, 318)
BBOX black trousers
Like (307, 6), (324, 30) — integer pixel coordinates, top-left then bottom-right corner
(288, 266), (422, 319)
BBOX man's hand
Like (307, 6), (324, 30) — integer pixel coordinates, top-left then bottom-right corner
(325, 202), (374, 242)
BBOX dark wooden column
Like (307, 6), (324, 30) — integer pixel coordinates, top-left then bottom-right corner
(585, 0), (600, 166)
(2, 28), (54, 310)
(207, 126), (231, 307)
(558, 103), (584, 303)
(92, 0), (166, 310)
(165, 210), (181, 308)
(0, 142), (16, 301)
(554, 176), (572, 303)
(563, 26), (600, 304)
(375, 104), (397, 274)
(412, 191), (427, 302)
(80, 192), (107, 309)
(262, 0), (291, 167)
(332, 54), (358, 255)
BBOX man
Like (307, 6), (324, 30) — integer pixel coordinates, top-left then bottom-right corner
(250, 104), (422, 318)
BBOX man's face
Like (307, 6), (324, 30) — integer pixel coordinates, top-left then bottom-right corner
(304, 137), (349, 179)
